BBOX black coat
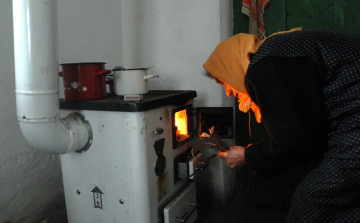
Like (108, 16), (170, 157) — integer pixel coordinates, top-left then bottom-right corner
(244, 29), (360, 222)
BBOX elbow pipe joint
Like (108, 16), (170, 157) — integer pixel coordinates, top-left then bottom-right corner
(18, 112), (93, 154)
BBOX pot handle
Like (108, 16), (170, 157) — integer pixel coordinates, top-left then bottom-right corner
(94, 69), (112, 76)
(105, 75), (114, 93)
(59, 71), (63, 77)
(144, 74), (159, 80)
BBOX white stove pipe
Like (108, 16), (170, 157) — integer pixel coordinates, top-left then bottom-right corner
(12, 0), (92, 154)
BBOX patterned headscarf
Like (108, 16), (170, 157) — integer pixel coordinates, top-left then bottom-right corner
(203, 28), (302, 123)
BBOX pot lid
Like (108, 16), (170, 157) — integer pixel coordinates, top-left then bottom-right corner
(112, 66), (126, 71)
(112, 66), (149, 71)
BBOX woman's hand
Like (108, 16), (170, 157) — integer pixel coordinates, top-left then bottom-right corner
(218, 146), (246, 169)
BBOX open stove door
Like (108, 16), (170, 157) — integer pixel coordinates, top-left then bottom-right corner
(195, 107), (233, 139)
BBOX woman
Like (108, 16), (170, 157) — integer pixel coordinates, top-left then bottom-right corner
(203, 28), (360, 222)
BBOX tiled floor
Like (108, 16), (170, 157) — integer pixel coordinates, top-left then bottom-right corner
(195, 196), (289, 223)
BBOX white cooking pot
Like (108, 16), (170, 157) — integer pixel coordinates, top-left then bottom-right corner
(108, 66), (158, 95)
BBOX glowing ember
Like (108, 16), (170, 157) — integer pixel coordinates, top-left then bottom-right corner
(175, 109), (189, 141)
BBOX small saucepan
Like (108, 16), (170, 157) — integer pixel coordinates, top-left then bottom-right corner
(107, 66), (158, 95)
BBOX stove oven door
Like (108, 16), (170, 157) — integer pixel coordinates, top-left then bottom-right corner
(163, 183), (197, 223)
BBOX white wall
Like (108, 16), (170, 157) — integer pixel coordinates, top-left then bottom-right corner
(1, 0), (233, 222)
(58, 0), (233, 108)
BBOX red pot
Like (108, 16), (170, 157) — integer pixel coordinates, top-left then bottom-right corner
(59, 62), (111, 101)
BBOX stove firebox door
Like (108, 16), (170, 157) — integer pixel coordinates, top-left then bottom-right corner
(172, 104), (193, 149)
(196, 107), (233, 138)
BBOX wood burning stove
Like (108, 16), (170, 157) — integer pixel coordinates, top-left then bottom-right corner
(59, 90), (233, 223)
(60, 90), (198, 223)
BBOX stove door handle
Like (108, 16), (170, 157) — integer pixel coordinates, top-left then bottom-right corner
(175, 203), (198, 223)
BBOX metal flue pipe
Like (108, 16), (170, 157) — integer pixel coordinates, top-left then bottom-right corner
(12, 0), (92, 154)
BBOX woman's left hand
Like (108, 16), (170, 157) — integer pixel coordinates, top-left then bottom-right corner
(218, 146), (246, 169)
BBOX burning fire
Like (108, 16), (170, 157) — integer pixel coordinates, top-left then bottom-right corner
(175, 109), (189, 141)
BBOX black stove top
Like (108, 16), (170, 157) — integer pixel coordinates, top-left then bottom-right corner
(60, 90), (197, 112)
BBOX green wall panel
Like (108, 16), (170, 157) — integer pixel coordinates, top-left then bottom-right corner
(233, 0), (249, 34)
(287, 0), (360, 35)
(263, 0), (286, 35)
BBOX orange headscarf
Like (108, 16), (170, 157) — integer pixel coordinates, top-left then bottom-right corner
(203, 28), (302, 123)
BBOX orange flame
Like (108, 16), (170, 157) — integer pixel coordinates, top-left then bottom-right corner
(175, 109), (188, 136)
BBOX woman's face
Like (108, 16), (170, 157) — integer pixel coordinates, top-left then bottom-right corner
(213, 77), (240, 98)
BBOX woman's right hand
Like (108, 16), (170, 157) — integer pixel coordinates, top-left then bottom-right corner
(218, 145), (246, 169)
